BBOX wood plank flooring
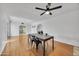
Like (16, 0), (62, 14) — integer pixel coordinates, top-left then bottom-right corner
(1, 35), (73, 56)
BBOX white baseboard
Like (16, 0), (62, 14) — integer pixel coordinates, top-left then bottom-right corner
(55, 38), (79, 47)
(0, 42), (6, 56)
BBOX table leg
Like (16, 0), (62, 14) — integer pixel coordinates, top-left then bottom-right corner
(52, 37), (54, 50)
(43, 41), (45, 56)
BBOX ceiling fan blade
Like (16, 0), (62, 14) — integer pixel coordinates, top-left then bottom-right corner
(49, 12), (52, 15)
(49, 5), (62, 11)
(40, 12), (46, 16)
(35, 7), (46, 11)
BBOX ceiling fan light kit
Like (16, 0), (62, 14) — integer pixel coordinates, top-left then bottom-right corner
(45, 11), (50, 14)
(35, 3), (62, 16)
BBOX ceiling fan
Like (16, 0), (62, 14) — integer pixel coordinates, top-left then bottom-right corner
(35, 3), (62, 16)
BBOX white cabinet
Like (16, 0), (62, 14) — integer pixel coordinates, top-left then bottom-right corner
(19, 23), (26, 35)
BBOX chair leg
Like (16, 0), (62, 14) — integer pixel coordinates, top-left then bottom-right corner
(30, 40), (33, 49)
(36, 43), (39, 50)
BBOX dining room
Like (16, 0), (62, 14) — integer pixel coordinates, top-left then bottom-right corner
(0, 3), (79, 56)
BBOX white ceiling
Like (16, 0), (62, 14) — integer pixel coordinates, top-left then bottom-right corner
(1, 3), (79, 22)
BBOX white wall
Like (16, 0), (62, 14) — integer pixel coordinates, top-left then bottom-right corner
(35, 10), (79, 47)
(0, 5), (8, 54)
(11, 22), (19, 36)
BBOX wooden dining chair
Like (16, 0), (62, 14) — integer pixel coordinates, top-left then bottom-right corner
(28, 34), (35, 48)
(28, 35), (42, 50)
(28, 34), (49, 51)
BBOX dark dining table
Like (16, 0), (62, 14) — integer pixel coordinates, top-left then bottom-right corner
(28, 33), (54, 56)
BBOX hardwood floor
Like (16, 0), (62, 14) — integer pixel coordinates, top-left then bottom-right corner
(1, 35), (73, 56)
